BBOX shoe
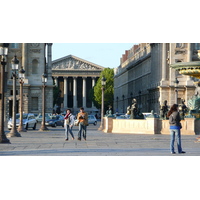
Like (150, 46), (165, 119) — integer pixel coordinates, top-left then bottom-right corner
(179, 151), (186, 154)
(65, 139), (68, 141)
(77, 138), (81, 141)
(84, 138), (86, 141)
(171, 152), (176, 154)
(72, 137), (75, 140)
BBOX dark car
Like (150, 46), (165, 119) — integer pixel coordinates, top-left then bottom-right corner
(45, 115), (64, 127)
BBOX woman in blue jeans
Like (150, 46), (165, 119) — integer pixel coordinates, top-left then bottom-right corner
(167, 104), (186, 154)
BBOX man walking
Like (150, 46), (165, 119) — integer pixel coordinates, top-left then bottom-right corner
(77, 107), (88, 141)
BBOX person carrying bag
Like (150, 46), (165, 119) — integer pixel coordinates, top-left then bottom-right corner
(64, 109), (75, 141)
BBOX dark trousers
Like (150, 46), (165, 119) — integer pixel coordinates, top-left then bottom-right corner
(78, 123), (87, 139)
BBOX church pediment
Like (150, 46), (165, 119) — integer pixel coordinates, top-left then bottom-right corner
(52, 55), (104, 70)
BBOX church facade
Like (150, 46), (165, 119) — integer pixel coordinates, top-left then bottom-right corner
(52, 55), (104, 115)
(114, 43), (200, 114)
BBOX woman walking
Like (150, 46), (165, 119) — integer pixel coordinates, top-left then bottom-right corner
(167, 104), (186, 154)
(64, 109), (75, 141)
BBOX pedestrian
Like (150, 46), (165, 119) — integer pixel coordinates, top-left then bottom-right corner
(167, 104), (186, 154)
(64, 109), (75, 141)
(77, 107), (88, 141)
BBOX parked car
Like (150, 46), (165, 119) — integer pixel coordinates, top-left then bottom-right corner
(88, 115), (97, 125)
(35, 113), (52, 123)
(7, 113), (37, 130)
(45, 115), (64, 127)
(73, 115), (97, 126)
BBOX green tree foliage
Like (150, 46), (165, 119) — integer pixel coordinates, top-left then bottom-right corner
(91, 68), (114, 111)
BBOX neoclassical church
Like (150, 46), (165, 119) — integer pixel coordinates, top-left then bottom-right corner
(52, 55), (104, 114)
(114, 43), (200, 114)
(4, 43), (53, 118)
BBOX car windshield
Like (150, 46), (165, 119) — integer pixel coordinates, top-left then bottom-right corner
(15, 114), (28, 120)
(23, 114), (28, 119)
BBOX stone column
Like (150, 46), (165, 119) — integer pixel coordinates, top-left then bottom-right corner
(64, 77), (68, 109)
(186, 43), (193, 83)
(82, 77), (87, 108)
(92, 77), (96, 108)
(47, 43), (53, 75)
(22, 43), (27, 75)
(161, 43), (167, 81)
(73, 77), (77, 108)
(187, 43), (191, 62)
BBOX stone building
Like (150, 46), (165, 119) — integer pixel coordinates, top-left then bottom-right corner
(114, 43), (200, 114)
(4, 43), (53, 119)
(52, 55), (104, 115)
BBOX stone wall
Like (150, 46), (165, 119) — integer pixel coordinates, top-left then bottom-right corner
(103, 117), (200, 135)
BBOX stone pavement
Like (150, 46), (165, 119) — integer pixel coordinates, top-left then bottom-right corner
(0, 123), (200, 156)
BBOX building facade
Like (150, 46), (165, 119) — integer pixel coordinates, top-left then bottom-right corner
(114, 43), (200, 114)
(52, 55), (104, 115)
(4, 43), (53, 119)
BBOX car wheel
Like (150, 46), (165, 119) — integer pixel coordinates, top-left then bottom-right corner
(94, 121), (97, 126)
(25, 123), (28, 130)
(54, 123), (57, 127)
(33, 123), (36, 130)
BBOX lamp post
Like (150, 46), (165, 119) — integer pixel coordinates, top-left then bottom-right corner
(174, 77), (179, 104)
(122, 95), (125, 113)
(18, 66), (26, 132)
(0, 43), (10, 143)
(98, 76), (106, 131)
(116, 96), (118, 113)
(138, 90), (141, 110)
(7, 55), (21, 137)
(39, 72), (49, 131)
(130, 92), (133, 105)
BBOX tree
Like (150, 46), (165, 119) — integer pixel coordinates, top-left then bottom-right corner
(91, 68), (114, 112)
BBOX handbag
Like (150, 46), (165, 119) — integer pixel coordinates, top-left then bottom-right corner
(74, 120), (79, 126)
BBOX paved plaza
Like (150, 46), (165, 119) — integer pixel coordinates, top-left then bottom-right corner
(0, 123), (200, 156)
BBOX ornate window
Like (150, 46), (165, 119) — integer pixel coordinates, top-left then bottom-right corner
(31, 97), (38, 110)
(10, 43), (19, 48)
(32, 59), (38, 74)
(194, 43), (200, 50)
(176, 43), (184, 48)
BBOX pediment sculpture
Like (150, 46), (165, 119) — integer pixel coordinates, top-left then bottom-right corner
(52, 55), (103, 70)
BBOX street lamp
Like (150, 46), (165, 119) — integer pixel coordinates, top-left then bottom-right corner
(138, 90), (141, 110)
(122, 95), (125, 113)
(130, 92), (133, 105)
(174, 77), (179, 104)
(98, 76), (106, 131)
(116, 96), (119, 113)
(18, 66), (26, 132)
(7, 55), (21, 137)
(0, 43), (10, 143)
(39, 72), (49, 131)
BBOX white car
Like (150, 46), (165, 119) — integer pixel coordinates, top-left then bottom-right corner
(88, 115), (97, 125)
(73, 115), (97, 126)
(7, 113), (37, 130)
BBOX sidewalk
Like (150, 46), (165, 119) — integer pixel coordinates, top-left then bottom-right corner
(0, 124), (199, 156)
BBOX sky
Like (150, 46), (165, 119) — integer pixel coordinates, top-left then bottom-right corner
(52, 43), (135, 68)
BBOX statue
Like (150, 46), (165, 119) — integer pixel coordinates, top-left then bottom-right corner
(105, 105), (114, 117)
(179, 99), (188, 119)
(195, 82), (200, 96)
(160, 100), (169, 119)
(126, 99), (138, 119)
(187, 82), (200, 118)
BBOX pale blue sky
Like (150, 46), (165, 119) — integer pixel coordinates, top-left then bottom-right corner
(52, 43), (135, 68)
